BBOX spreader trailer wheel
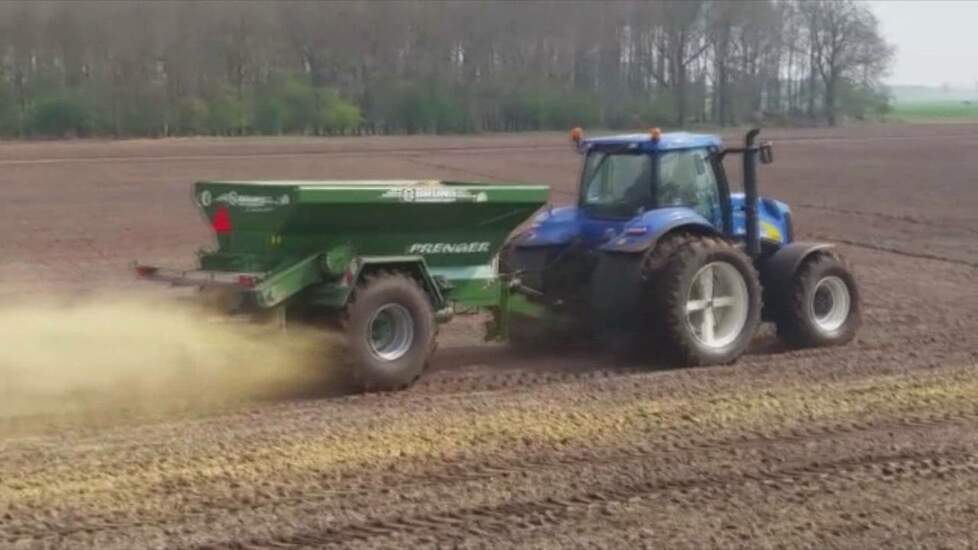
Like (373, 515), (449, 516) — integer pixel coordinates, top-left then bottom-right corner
(366, 303), (416, 361)
(343, 272), (437, 391)
(776, 252), (861, 348)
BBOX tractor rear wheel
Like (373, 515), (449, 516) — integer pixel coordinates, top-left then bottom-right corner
(645, 235), (762, 366)
(775, 252), (860, 348)
(343, 272), (436, 391)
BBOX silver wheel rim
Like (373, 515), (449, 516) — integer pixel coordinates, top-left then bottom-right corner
(812, 276), (850, 333)
(684, 261), (750, 350)
(367, 303), (414, 361)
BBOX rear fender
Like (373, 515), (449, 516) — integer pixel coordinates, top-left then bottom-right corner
(512, 206), (581, 248)
(352, 256), (446, 309)
(299, 255), (446, 311)
(759, 242), (835, 319)
(599, 207), (719, 254)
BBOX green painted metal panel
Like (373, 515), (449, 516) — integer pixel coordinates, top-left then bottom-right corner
(252, 253), (324, 308)
(194, 180), (548, 275)
(191, 180), (547, 311)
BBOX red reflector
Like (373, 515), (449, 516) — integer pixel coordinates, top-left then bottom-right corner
(238, 275), (257, 288)
(212, 206), (232, 234)
(134, 265), (157, 278)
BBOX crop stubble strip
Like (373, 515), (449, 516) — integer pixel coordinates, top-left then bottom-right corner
(3, 341), (968, 482)
(10, 405), (974, 546)
(232, 449), (978, 549)
(412, 342), (970, 399)
(178, 407), (978, 549)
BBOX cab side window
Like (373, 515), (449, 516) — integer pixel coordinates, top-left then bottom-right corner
(657, 148), (720, 224)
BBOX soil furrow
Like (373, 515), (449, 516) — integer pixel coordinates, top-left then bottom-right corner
(230, 448), (978, 549)
(25, 405), (971, 546)
(794, 203), (978, 234)
(3, 380), (978, 548)
(0, 143), (570, 167)
(810, 235), (978, 268)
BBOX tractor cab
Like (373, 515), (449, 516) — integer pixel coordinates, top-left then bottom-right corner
(522, 127), (792, 257)
(576, 130), (729, 234)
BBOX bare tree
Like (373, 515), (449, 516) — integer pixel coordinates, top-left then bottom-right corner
(650, 0), (710, 125)
(0, 0), (893, 137)
(801, 0), (893, 125)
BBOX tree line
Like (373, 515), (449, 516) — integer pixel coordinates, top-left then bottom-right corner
(0, 0), (893, 138)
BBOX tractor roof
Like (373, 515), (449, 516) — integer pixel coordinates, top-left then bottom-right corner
(582, 132), (720, 152)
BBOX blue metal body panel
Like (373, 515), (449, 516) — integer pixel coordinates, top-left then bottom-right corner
(519, 205), (719, 252)
(515, 131), (793, 255)
(519, 206), (581, 246)
(519, 198), (791, 253)
(599, 208), (718, 253)
(730, 193), (792, 246)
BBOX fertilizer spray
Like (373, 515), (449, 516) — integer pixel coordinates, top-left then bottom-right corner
(0, 293), (337, 420)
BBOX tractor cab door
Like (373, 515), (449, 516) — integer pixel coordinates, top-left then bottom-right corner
(655, 147), (727, 231)
(578, 150), (653, 244)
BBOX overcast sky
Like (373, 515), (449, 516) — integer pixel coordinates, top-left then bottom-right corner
(871, 0), (978, 88)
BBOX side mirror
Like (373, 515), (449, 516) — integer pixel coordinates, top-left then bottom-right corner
(759, 142), (774, 164)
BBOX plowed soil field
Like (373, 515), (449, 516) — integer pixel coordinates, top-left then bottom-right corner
(2, 124), (978, 549)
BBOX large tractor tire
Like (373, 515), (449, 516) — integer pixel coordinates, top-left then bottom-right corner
(775, 251), (861, 348)
(343, 272), (437, 391)
(644, 234), (762, 366)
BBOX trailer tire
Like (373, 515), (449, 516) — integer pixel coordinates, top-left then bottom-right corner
(645, 235), (762, 366)
(775, 251), (860, 349)
(343, 272), (436, 392)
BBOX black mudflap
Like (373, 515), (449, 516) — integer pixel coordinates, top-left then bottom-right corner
(589, 251), (645, 337)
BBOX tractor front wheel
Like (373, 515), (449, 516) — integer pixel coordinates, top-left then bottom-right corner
(647, 236), (762, 366)
(775, 252), (861, 348)
(343, 272), (436, 391)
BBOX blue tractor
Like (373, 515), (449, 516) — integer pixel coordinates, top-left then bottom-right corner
(501, 128), (860, 365)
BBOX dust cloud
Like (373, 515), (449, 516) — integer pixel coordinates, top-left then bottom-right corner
(0, 294), (340, 420)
